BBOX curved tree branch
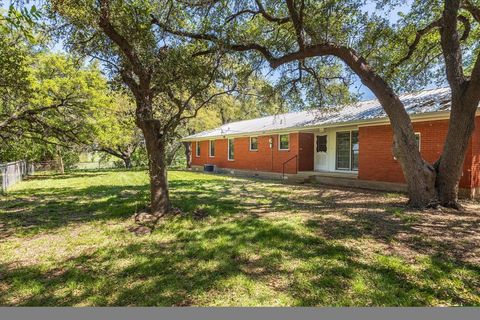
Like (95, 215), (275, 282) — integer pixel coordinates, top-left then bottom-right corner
(98, 0), (149, 85)
(392, 18), (444, 71)
(462, 0), (480, 22)
(225, 0), (290, 25)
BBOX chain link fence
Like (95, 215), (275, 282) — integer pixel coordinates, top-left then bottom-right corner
(0, 160), (34, 193)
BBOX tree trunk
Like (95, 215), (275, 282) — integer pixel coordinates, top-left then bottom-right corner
(346, 60), (437, 208)
(435, 93), (478, 208)
(58, 155), (65, 174)
(318, 47), (439, 208)
(391, 128), (437, 208)
(123, 157), (133, 169)
(434, 0), (480, 209)
(139, 119), (171, 216)
(183, 141), (192, 169)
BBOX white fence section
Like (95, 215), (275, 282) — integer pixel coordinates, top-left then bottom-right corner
(0, 160), (34, 193)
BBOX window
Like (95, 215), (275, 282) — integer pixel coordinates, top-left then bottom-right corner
(316, 135), (327, 152)
(228, 138), (234, 160)
(351, 131), (359, 170)
(250, 137), (258, 151)
(335, 130), (359, 171)
(209, 140), (215, 157)
(196, 141), (200, 157)
(279, 134), (290, 150)
(415, 133), (421, 151)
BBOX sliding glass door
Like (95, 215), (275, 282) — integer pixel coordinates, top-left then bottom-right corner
(335, 131), (359, 171)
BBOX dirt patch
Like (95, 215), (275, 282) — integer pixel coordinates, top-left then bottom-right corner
(270, 184), (480, 265)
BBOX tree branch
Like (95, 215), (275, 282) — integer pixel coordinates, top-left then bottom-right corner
(286, 0), (305, 49)
(441, 0), (465, 91)
(151, 15), (276, 61)
(462, 0), (480, 22)
(98, 0), (149, 84)
(392, 18), (443, 71)
(0, 99), (70, 131)
(226, 0), (290, 25)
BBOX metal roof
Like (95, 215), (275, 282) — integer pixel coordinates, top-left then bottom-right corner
(184, 87), (453, 141)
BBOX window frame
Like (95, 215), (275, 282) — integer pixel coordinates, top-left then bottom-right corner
(249, 137), (259, 151)
(415, 132), (421, 151)
(351, 131), (359, 171)
(278, 134), (290, 151)
(195, 141), (200, 157)
(209, 140), (215, 158)
(335, 130), (359, 172)
(227, 138), (235, 161)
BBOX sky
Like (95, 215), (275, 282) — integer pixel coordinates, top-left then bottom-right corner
(354, 1), (414, 100)
(3, 0), (422, 102)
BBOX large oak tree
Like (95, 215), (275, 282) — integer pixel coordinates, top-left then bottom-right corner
(157, 0), (480, 208)
(50, 0), (236, 216)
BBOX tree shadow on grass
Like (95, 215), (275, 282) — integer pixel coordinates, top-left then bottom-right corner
(304, 198), (480, 264)
(3, 174), (479, 264)
(25, 172), (109, 181)
(0, 176), (281, 238)
(1, 172), (479, 306)
(0, 184), (148, 239)
(1, 216), (478, 306)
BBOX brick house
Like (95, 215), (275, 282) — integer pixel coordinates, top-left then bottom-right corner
(182, 88), (480, 198)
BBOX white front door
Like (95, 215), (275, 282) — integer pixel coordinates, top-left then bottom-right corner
(315, 135), (328, 171)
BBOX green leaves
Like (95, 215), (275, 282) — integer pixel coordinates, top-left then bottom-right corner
(1, 3), (41, 40)
(90, 92), (143, 155)
(0, 49), (112, 161)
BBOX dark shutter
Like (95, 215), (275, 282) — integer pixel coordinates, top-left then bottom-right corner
(316, 135), (327, 152)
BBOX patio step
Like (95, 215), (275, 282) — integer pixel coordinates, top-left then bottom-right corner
(308, 174), (407, 193)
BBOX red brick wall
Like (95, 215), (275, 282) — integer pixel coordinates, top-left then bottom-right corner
(358, 117), (480, 188)
(298, 133), (314, 171)
(191, 133), (300, 174)
(471, 117), (480, 188)
(190, 116), (480, 188)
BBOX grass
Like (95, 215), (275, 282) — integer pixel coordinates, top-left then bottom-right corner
(0, 169), (479, 306)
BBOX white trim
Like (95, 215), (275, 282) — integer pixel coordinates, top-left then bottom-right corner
(209, 140), (215, 158)
(227, 138), (235, 161)
(249, 136), (258, 151)
(195, 141), (200, 157)
(278, 133), (290, 151)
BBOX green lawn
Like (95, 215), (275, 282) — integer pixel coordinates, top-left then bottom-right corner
(1, 170), (479, 306)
